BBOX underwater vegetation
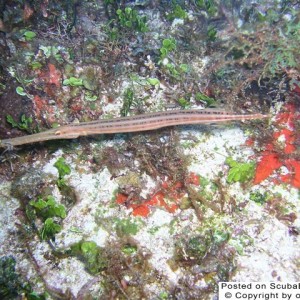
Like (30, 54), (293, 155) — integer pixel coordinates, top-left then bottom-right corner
(253, 102), (300, 188)
(0, 256), (46, 300)
(0, 0), (299, 299)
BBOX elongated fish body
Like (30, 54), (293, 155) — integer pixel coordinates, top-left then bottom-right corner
(0, 109), (268, 148)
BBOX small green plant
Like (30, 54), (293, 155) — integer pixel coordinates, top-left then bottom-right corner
(159, 291), (169, 300)
(122, 244), (137, 255)
(84, 91), (98, 102)
(15, 86), (27, 96)
(29, 195), (66, 240)
(195, 92), (216, 106)
(54, 157), (71, 187)
(179, 64), (189, 73)
(23, 30), (36, 41)
(147, 78), (160, 87)
(6, 114), (33, 133)
(229, 234), (254, 255)
(177, 227), (230, 264)
(163, 62), (189, 80)
(0, 256), (46, 299)
(196, 0), (218, 16)
(265, 45), (298, 76)
(15, 86), (32, 98)
(165, 63), (179, 77)
(8, 66), (32, 84)
(115, 218), (139, 237)
(207, 25), (217, 41)
(39, 45), (63, 62)
(63, 77), (83, 87)
(187, 236), (209, 257)
(40, 218), (62, 240)
(160, 38), (176, 59)
(121, 87), (135, 116)
(225, 157), (256, 183)
(167, 4), (188, 21)
(29, 195), (66, 219)
(0, 255), (24, 299)
(116, 7), (148, 32)
(177, 97), (190, 108)
(249, 191), (269, 205)
(257, 18), (299, 78)
(213, 229), (230, 244)
(70, 241), (107, 274)
(29, 61), (43, 70)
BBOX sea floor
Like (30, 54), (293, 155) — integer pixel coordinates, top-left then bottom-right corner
(0, 1), (299, 299)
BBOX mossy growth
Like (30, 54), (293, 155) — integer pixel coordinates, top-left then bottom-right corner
(70, 241), (107, 275)
(249, 191), (269, 205)
(6, 114), (34, 133)
(160, 38), (176, 59)
(29, 195), (66, 219)
(225, 157), (256, 184)
(116, 171), (141, 188)
(40, 218), (62, 240)
(175, 228), (230, 263)
(122, 243), (138, 255)
(207, 25), (217, 41)
(195, 92), (216, 107)
(229, 234), (254, 255)
(53, 157), (77, 206)
(116, 7), (148, 33)
(27, 195), (66, 240)
(115, 218), (140, 237)
(121, 87), (135, 116)
(198, 175), (218, 201)
(195, 0), (218, 16)
(0, 256), (46, 300)
(62, 77), (83, 87)
(68, 238), (155, 298)
(166, 3), (188, 21)
(172, 223), (236, 295)
(54, 157), (71, 188)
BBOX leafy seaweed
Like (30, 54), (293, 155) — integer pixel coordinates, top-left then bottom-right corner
(54, 157), (71, 187)
(178, 97), (190, 108)
(249, 191), (269, 205)
(116, 7), (148, 33)
(0, 256), (46, 300)
(29, 195), (66, 240)
(226, 157), (256, 183)
(63, 77), (83, 86)
(195, 92), (216, 107)
(23, 31), (36, 41)
(15, 86), (27, 96)
(29, 195), (66, 219)
(40, 218), (62, 240)
(160, 38), (176, 59)
(115, 218), (139, 237)
(167, 4), (187, 21)
(207, 25), (217, 41)
(70, 241), (107, 274)
(262, 20), (300, 77)
(195, 0), (218, 16)
(54, 157), (71, 178)
(121, 88), (135, 116)
(6, 114), (33, 133)
(122, 244), (137, 255)
(147, 78), (160, 86)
